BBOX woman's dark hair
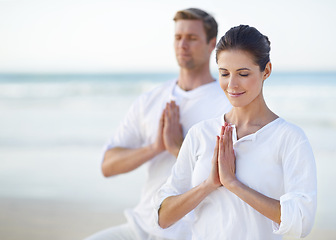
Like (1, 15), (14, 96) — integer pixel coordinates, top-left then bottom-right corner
(216, 25), (271, 71)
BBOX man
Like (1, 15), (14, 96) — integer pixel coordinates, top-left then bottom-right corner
(86, 8), (231, 240)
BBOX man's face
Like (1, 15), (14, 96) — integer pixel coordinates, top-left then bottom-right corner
(174, 19), (214, 70)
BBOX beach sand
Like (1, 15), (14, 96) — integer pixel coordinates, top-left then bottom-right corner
(1, 197), (335, 240)
(0, 197), (125, 240)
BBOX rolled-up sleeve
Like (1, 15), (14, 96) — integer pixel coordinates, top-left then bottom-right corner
(101, 95), (144, 161)
(273, 138), (317, 238)
(153, 127), (197, 229)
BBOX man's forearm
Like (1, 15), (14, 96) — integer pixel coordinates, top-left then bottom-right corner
(102, 145), (163, 177)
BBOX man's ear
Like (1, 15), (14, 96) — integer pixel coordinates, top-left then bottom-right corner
(209, 37), (217, 52)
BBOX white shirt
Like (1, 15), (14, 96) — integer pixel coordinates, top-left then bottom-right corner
(155, 114), (317, 240)
(104, 79), (232, 239)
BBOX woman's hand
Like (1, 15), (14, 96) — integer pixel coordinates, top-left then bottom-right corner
(218, 123), (237, 189)
(204, 124), (227, 191)
(204, 135), (222, 191)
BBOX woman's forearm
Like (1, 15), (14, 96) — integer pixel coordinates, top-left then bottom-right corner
(158, 180), (217, 229)
(227, 180), (281, 224)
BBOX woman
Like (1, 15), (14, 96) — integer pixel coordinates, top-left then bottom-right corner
(154, 25), (317, 239)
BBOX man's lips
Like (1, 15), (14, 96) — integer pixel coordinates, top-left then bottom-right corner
(177, 53), (191, 58)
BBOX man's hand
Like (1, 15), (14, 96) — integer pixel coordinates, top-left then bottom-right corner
(151, 110), (166, 155)
(163, 101), (184, 157)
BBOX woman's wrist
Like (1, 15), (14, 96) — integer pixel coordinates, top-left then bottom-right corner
(225, 179), (243, 193)
(203, 179), (220, 194)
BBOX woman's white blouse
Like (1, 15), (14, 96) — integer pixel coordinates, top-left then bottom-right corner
(154, 115), (317, 240)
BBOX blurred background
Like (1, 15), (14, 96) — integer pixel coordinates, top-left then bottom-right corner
(0, 0), (335, 239)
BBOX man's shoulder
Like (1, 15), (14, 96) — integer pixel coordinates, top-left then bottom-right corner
(207, 81), (227, 96)
(132, 79), (176, 109)
(140, 79), (175, 98)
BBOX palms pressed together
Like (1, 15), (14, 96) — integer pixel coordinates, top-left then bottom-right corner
(207, 123), (237, 191)
(154, 100), (184, 158)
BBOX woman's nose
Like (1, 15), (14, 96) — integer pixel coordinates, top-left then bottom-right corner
(228, 76), (238, 89)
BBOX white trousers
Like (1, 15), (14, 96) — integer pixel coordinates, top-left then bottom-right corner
(84, 223), (171, 240)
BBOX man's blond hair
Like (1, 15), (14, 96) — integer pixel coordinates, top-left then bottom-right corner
(173, 8), (218, 43)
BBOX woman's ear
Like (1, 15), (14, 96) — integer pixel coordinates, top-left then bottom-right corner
(263, 62), (272, 80)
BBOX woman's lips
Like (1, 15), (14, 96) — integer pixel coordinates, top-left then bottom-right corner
(227, 91), (245, 97)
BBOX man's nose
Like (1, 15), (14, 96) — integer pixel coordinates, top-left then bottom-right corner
(179, 38), (188, 49)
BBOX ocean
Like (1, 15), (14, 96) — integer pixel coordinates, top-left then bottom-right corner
(0, 72), (335, 234)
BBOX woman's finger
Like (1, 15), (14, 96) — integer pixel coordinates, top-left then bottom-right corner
(219, 133), (225, 159)
(220, 125), (225, 137)
(228, 126), (233, 154)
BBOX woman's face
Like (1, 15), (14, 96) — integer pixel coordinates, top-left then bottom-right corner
(217, 49), (270, 108)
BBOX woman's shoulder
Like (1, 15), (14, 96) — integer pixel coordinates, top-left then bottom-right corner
(274, 117), (309, 143)
(188, 115), (223, 136)
(276, 118), (306, 134)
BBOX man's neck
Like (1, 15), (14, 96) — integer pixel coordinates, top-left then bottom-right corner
(177, 66), (214, 91)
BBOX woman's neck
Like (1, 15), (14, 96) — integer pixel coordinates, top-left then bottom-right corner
(225, 94), (278, 137)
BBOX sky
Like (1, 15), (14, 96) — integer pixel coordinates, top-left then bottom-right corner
(0, 0), (335, 73)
